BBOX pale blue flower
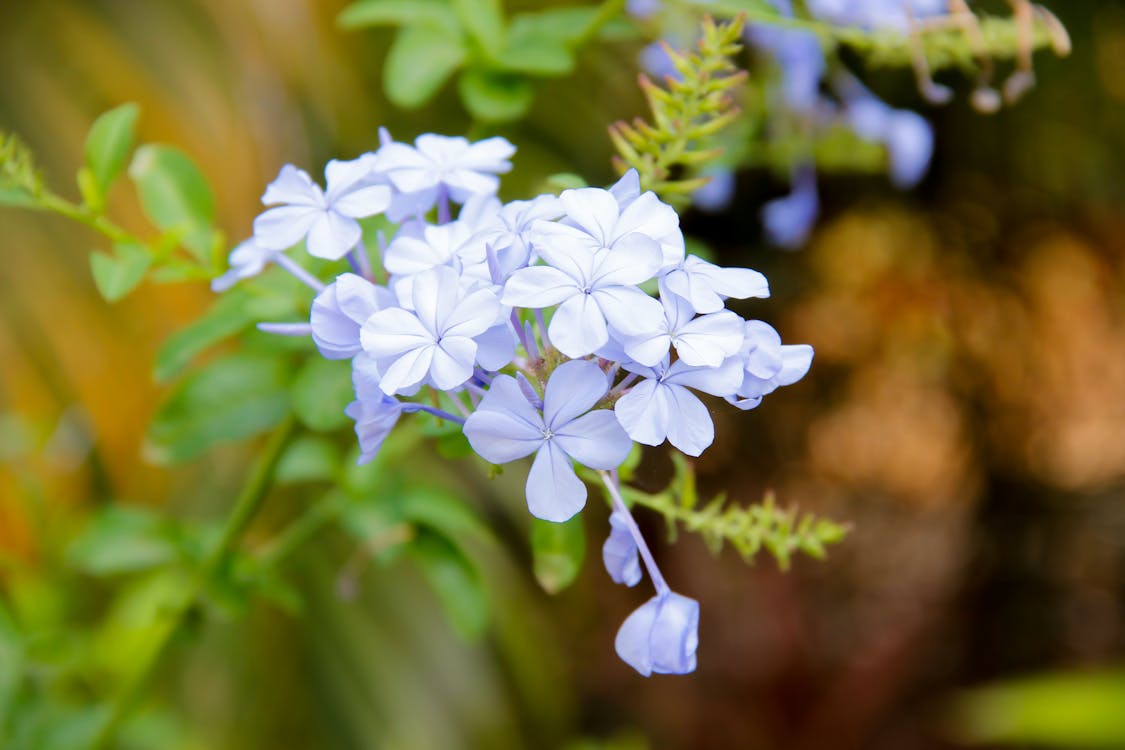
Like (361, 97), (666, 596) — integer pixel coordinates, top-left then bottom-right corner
(345, 353), (403, 464)
(211, 237), (276, 292)
(360, 266), (501, 395)
(660, 255), (770, 315)
(383, 221), (475, 277)
(469, 194), (564, 276)
(463, 360), (633, 522)
(748, 0), (825, 112)
(376, 134), (516, 208)
(606, 171), (686, 268)
(615, 591), (700, 676)
(840, 78), (934, 189)
(762, 165), (819, 248)
(622, 293), (745, 368)
(253, 158), (392, 260)
(310, 273), (394, 360)
(691, 168), (736, 213)
(603, 511), (642, 587)
(614, 356), (743, 456)
(807, 0), (947, 32)
(726, 320), (814, 410)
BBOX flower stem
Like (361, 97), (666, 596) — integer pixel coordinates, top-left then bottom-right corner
(87, 417), (296, 750)
(598, 470), (670, 596)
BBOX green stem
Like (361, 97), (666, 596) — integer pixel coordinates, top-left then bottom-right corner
(573, 0), (627, 48)
(257, 495), (339, 570)
(39, 191), (135, 244)
(88, 417), (296, 750)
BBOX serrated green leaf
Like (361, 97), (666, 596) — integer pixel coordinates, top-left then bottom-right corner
(337, 0), (457, 34)
(452, 0), (505, 52)
(84, 103), (139, 202)
(66, 506), (178, 576)
(530, 515), (585, 594)
(383, 25), (466, 109)
(89, 241), (151, 302)
(457, 68), (533, 122)
(128, 144), (215, 262)
(408, 530), (488, 639)
(145, 352), (291, 464)
(291, 357), (353, 432)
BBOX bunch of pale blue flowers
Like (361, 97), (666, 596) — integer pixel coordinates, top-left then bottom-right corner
(214, 131), (812, 676)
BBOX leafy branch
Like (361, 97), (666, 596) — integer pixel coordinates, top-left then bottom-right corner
(1, 104), (222, 302)
(608, 454), (849, 570)
(609, 14), (747, 205)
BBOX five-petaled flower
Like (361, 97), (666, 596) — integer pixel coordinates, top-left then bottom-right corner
(463, 360), (633, 522)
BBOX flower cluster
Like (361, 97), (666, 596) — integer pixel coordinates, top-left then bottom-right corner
(216, 132), (813, 676)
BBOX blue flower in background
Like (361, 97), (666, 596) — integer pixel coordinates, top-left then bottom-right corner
(762, 165), (820, 249)
(463, 360), (633, 522)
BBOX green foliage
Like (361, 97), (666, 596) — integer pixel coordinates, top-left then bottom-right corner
(66, 506), (181, 576)
(950, 671), (1125, 748)
(290, 357), (354, 432)
(145, 352), (293, 465)
(338, 0), (628, 122)
(0, 131), (44, 205)
(89, 241), (151, 302)
(127, 144), (219, 264)
(530, 516), (586, 594)
(82, 103), (139, 210)
(609, 14), (747, 206)
(599, 455), (848, 570)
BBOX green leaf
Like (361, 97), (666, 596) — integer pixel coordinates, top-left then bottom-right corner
(145, 352), (291, 464)
(452, 0), (505, 52)
(530, 516), (586, 594)
(457, 68), (533, 122)
(398, 489), (490, 542)
(408, 530), (488, 638)
(66, 506), (178, 576)
(89, 241), (151, 302)
(291, 357), (353, 432)
(508, 7), (600, 45)
(495, 26), (574, 76)
(128, 144), (215, 262)
(84, 103), (140, 203)
(337, 0), (457, 33)
(153, 291), (255, 382)
(276, 435), (341, 484)
(951, 671), (1125, 748)
(383, 25), (466, 109)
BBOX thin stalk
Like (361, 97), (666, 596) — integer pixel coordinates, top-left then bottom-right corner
(598, 471), (670, 596)
(88, 417), (296, 750)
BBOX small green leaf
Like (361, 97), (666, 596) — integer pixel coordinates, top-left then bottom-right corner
(153, 291), (255, 382)
(145, 352), (291, 464)
(508, 6), (601, 44)
(495, 27), (574, 76)
(128, 144), (215, 262)
(89, 241), (151, 302)
(277, 435), (341, 484)
(408, 530), (488, 638)
(291, 357), (353, 432)
(530, 515), (586, 594)
(452, 0), (505, 52)
(457, 68), (534, 122)
(337, 0), (457, 34)
(84, 103), (140, 203)
(67, 506), (178, 576)
(383, 25), (467, 109)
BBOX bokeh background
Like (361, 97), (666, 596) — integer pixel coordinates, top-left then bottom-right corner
(2, 1), (1124, 748)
